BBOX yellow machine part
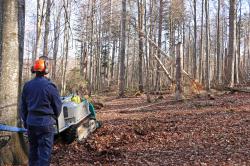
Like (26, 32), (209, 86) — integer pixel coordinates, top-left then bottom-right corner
(71, 95), (81, 104)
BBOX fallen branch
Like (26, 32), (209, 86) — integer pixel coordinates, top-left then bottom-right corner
(225, 87), (250, 93)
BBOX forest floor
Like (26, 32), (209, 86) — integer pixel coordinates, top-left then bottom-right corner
(51, 91), (250, 166)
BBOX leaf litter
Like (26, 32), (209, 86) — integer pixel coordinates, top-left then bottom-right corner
(51, 93), (250, 166)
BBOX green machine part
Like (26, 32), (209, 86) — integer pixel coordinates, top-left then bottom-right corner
(81, 98), (101, 128)
(88, 102), (102, 128)
(88, 102), (96, 119)
(80, 97), (96, 119)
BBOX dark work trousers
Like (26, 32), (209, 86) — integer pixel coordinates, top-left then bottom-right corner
(27, 125), (55, 166)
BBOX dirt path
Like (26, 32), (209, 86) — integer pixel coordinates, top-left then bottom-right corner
(52, 93), (250, 166)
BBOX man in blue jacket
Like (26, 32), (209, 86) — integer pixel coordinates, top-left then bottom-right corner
(20, 56), (62, 166)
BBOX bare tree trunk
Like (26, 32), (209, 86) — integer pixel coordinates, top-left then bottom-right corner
(243, 33), (246, 72)
(34, 0), (45, 59)
(205, 0), (210, 90)
(199, 0), (204, 83)
(111, 40), (116, 80)
(0, 0), (3, 74)
(80, 42), (84, 77)
(247, 3), (250, 82)
(169, 5), (175, 79)
(0, 0), (28, 164)
(222, 1), (227, 83)
(83, 0), (91, 81)
(131, 35), (136, 89)
(227, 0), (236, 87)
(243, 6), (250, 75)
(216, 0), (222, 84)
(61, 0), (70, 95)
(236, 0), (242, 84)
(175, 43), (183, 100)
(187, 21), (191, 74)
(148, 0), (154, 91)
(43, 0), (51, 57)
(94, 38), (98, 92)
(107, 0), (112, 88)
(88, 0), (95, 96)
(144, 0), (149, 92)
(182, 22), (185, 70)
(52, 7), (61, 80)
(95, 2), (101, 92)
(116, 38), (121, 85)
(155, 0), (163, 91)
(126, 25), (130, 89)
(138, 0), (143, 92)
(235, 46), (239, 84)
(18, 0), (25, 100)
(193, 0), (197, 79)
(119, 0), (126, 97)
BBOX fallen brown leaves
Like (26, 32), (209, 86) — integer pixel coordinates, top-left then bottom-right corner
(51, 93), (250, 166)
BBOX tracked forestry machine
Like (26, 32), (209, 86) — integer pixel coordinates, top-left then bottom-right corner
(56, 95), (101, 143)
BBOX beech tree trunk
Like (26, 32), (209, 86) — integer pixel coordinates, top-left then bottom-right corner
(88, 0), (95, 96)
(138, 0), (143, 93)
(155, 0), (163, 91)
(61, 0), (70, 95)
(0, 0), (28, 164)
(175, 43), (183, 100)
(43, 0), (51, 57)
(111, 40), (116, 80)
(34, 0), (45, 59)
(227, 0), (236, 87)
(52, 7), (61, 80)
(216, 0), (222, 84)
(119, 0), (126, 97)
(0, 0), (2, 75)
(205, 0), (210, 90)
(193, 0), (197, 79)
(236, 0), (242, 84)
(199, 0), (204, 83)
(18, 0), (25, 102)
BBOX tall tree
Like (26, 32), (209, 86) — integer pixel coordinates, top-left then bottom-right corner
(248, 2), (250, 78)
(137, 0), (144, 93)
(193, 0), (197, 79)
(18, 0), (25, 103)
(87, 0), (95, 96)
(236, 0), (242, 84)
(148, 0), (156, 90)
(227, 0), (236, 87)
(0, 0), (28, 164)
(175, 42), (183, 100)
(111, 40), (116, 80)
(119, 0), (126, 97)
(155, 0), (163, 91)
(61, 0), (70, 95)
(216, 0), (221, 84)
(0, 0), (3, 74)
(199, 0), (204, 83)
(43, 0), (52, 57)
(34, 0), (45, 59)
(221, 0), (227, 83)
(52, 6), (62, 80)
(205, 0), (210, 90)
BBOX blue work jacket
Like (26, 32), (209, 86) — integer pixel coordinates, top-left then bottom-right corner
(20, 76), (62, 127)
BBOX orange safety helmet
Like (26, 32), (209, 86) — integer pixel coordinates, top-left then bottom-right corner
(33, 59), (46, 72)
(31, 57), (49, 74)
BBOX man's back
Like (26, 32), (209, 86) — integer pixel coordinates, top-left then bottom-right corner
(21, 76), (62, 127)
